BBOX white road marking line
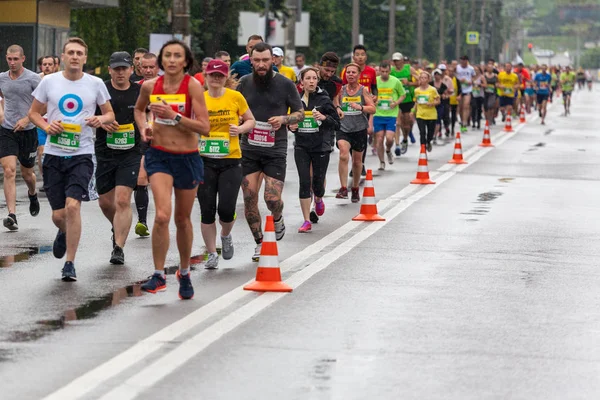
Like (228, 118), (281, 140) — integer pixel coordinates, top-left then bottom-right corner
(44, 105), (546, 400)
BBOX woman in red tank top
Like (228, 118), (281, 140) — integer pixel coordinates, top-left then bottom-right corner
(134, 39), (209, 300)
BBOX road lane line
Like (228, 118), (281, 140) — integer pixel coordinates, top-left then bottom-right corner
(44, 105), (545, 400)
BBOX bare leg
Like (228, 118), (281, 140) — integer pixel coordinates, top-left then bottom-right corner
(337, 140), (351, 188)
(20, 165), (37, 196)
(1, 156), (17, 214)
(113, 186), (134, 247)
(241, 172), (263, 242)
(351, 151), (363, 188)
(149, 172), (173, 271)
(174, 187), (197, 271)
(375, 130), (385, 162)
(264, 176), (284, 220)
(64, 198), (82, 262)
(300, 198), (311, 222)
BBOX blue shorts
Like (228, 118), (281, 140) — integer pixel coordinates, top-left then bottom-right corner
(372, 116), (396, 133)
(144, 146), (203, 190)
(524, 89), (535, 97)
(499, 97), (514, 108)
(37, 128), (47, 146)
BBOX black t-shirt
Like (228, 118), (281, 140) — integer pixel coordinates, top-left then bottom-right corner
(237, 72), (303, 157)
(318, 75), (343, 101)
(95, 80), (141, 156)
(130, 72), (144, 83)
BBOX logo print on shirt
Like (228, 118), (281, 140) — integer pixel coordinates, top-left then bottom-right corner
(58, 94), (84, 117)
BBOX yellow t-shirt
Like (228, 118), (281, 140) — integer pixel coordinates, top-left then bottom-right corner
(497, 71), (519, 98)
(203, 88), (249, 159)
(449, 77), (459, 105)
(414, 86), (439, 120)
(278, 65), (297, 83)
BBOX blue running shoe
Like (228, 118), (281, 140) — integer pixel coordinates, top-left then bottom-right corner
(394, 146), (401, 156)
(61, 261), (77, 282)
(409, 132), (416, 144)
(176, 270), (194, 300)
(141, 273), (166, 294)
(53, 229), (67, 259)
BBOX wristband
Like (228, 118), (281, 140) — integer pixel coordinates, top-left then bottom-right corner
(45, 125), (51, 132)
(360, 105), (364, 112)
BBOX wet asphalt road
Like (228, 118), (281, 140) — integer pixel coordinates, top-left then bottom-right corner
(1, 87), (599, 399)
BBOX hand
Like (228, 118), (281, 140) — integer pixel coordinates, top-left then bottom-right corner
(141, 126), (153, 142)
(288, 123), (298, 131)
(47, 120), (64, 135)
(229, 124), (241, 136)
(149, 98), (177, 120)
(13, 117), (30, 132)
(267, 116), (285, 131)
(337, 108), (344, 119)
(102, 121), (120, 133)
(313, 110), (326, 121)
(350, 102), (362, 111)
(85, 116), (104, 128)
(367, 122), (374, 135)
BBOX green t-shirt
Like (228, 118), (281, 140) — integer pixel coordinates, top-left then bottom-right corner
(560, 71), (576, 92)
(375, 76), (406, 117)
(391, 64), (414, 102)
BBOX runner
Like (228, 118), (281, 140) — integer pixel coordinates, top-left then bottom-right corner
(560, 66), (576, 116)
(198, 59), (254, 269)
(483, 63), (498, 125)
(470, 65), (485, 129)
(293, 53), (308, 81)
(272, 47), (296, 82)
(236, 42), (304, 261)
(39, 55), (55, 78)
(447, 66), (462, 134)
(455, 55), (476, 134)
(431, 69), (448, 143)
(335, 63), (376, 203)
(374, 61), (405, 169)
(230, 35), (265, 79)
(497, 63), (519, 122)
(413, 71), (440, 152)
(134, 39), (210, 299)
(534, 64), (551, 125)
(28, 37), (115, 281)
(138, 52), (159, 83)
(130, 48), (148, 82)
(514, 63), (531, 114)
(550, 66), (559, 102)
(391, 53), (418, 154)
(214, 50), (231, 66)
(438, 64), (455, 137)
(317, 52), (343, 102)
(94, 51), (142, 265)
(576, 67), (586, 90)
(0, 44), (42, 231)
(53, 56), (61, 73)
(36, 56), (56, 188)
(585, 69), (593, 91)
(289, 67), (339, 232)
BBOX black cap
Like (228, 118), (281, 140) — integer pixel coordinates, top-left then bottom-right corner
(109, 51), (133, 68)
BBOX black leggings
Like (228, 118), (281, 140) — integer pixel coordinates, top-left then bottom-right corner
(294, 148), (330, 199)
(471, 96), (484, 126)
(416, 118), (436, 145)
(450, 104), (458, 132)
(197, 158), (243, 225)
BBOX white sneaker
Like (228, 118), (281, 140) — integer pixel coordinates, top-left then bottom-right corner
(378, 161), (385, 171)
(386, 151), (394, 164)
(221, 235), (234, 260)
(252, 243), (262, 262)
(205, 252), (219, 269)
(274, 216), (286, 241)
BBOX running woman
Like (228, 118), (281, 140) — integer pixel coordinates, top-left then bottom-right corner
(534, 64), (551, 125)
(29, 37), (115, 281)
(413, 71), (440, 152)
(198, 59), (255, 269)
(236, 42), (304, 261)
(431, 69), (448, 143)
(289, 67), (340, 232)
(336, 63), (376, 203)
(134, 39), (210, 300)
(0, 44), (42, 231)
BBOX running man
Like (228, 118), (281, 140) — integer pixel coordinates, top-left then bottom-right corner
(456, 55), (476, 133)
(272, 47), (297, 82)
(29, 37), (115, 281)
(560, 66), (576, 116)
(0, 44), (42, 231)
(95, 51), (142, 264)
(236, 42), (304, 261)
(534, 64), (551, 125)
(497, 63), (520, 122)
(391, 53), (418, 153)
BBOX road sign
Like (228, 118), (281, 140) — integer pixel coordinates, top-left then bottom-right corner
(466, 31), (479, 45)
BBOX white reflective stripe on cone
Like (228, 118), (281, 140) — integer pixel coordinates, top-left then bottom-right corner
(417, 166), (430, 172)
(454, 149), (463, 154)
(257, 255), (280, 268)
(365, 180), (373, 188)
(362, 196), (377, 205)
(263, 231), (276, 242)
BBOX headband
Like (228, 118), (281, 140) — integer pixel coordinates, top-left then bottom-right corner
(321, 61), (338, 68)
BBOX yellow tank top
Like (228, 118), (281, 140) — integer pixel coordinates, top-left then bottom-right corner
(450, 77), (459, 106)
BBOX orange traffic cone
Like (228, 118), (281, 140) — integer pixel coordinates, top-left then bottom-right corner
(519, 103), (526, 123)
(479, 120), (494, 147)
(504, 112), (513, 132)
(352, 169), (385, 221)
(448, 132), (468, 164)
(243, 216), (292, 293)
(410, 144), (435, 185)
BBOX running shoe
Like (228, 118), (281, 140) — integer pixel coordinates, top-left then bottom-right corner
(460, 125), (467, 134)
(141, 273), (166, 293)
(205, 252), (219, 269)
(309, 210), (319, 223)
(408, 132), (416, 143)
(110, 245), (125, 265)
(394, 146), (401, 156)
(361, 165), (366, 177)
(221, 235), (234, 260)
(386, 151), (394, 164)
(336, 187), (349, 199)
(426, 142), (433, 152)
(29, 192), (40, 217)
(351, 187), (360, 203)
(315, 199), (325, 216)
(298, 221), (312, 233)
(252, 243), (262, 262)
(3, 213), (18, 231)
(274, 216), (285, 241)
(61, 261), (77, 282)
(378, 161), (385, 171)
(53, 229), (67, 259)
(371, 147), (377, 156)
(135, 221), (150, 237)
(401, 140), (408, 154)
(176, 270), (194, 300)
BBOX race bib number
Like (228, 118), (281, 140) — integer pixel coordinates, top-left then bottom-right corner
(377, 98), (392, 110)
(298, 111), (320, 133)
(107, 123), (135, 150)
(472, 88), (481, 96)
(49, 122), (81, 151)
(199, 137), (230, 158)
(485, 84), (495, 93)
(248, 121), (275, 147)
(540, 82), (549, 89)
(341, 96), (362, 115)
(504, 88), (513, 95)
(416, 95), (429, 105)
(150, 94), (186, 125)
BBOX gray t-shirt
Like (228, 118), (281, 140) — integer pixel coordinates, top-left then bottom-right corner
(340, 85), (369, 133)
(237, 72), (303, 157)
(0, 68), (41, 130)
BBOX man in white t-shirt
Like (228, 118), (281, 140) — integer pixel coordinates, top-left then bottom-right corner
(29, 37), (114, 282)
(455, 55), (476, 134)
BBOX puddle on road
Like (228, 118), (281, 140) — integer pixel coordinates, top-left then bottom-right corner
(544, 129), (554, 135)
(461, 191), (503, 219)
(0, 245), (53, 268)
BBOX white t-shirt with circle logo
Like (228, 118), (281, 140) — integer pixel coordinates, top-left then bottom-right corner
(32, 72), (111, 157)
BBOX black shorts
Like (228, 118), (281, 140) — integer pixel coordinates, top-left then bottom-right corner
(95, 151), (142, 195)
(484, 93), (497, 111)
(536, 94), (549, 104)
(336, 129), (368, 153)
(43, 154), (94, 210)
(499, 97), (514, 108)
(399, 101), (415, 113)
(144, 146), (203, 190)
(0, 126), (38, 168)
(241, 150), (286, 181)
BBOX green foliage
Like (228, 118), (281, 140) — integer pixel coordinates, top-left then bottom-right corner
(581, 47), (600, 68)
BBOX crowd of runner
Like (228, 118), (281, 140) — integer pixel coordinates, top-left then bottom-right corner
(0, 34), (592, 299)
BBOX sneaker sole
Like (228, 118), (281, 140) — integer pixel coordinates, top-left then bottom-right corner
(204, 264), (219, 270)
(3, 219), (18, 231)
(62, 275), (77, 282)
(178, 292), (194, 300)
(252, 255), (260, 262)
(110, 257), (125, 265)
(141, 285), (166, 294)
(221, 251), (234, 260)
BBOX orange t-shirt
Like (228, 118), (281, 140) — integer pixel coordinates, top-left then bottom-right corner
(194, 72), (205, 85)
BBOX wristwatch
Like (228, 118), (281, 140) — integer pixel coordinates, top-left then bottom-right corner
(173, 113), (183, 124)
